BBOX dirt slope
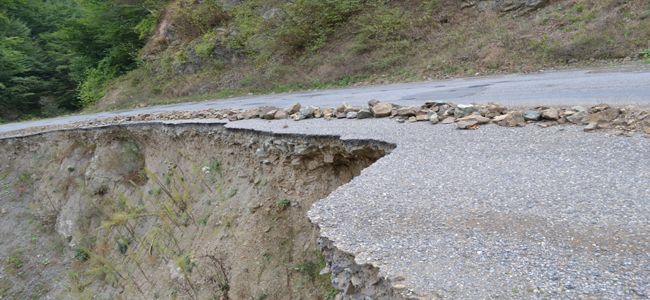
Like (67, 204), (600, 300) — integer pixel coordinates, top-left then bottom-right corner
(0, 123), (391, 299)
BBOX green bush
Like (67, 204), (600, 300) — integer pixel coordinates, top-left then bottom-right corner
(173, 0), (229, 40)
(226, 2), (265, 51)
(641, 49), (650, 63)
(134, 11), (160, 40)
(274, 0), (365, 53)
(276, 198), (291, 210)
(195, 31), (217, 59)
(7, 252), (24, 270)
(356, 5), (404, 44)
(78, 67), (112, 106)
(176, 255), (195, 273)
(74, 247), (91, 262)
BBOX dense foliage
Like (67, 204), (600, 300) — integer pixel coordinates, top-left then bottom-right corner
(0, 0), (160, 121)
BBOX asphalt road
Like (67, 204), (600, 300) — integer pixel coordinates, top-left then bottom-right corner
(1, 65), (650, 134)
(229, 118), (650, 299)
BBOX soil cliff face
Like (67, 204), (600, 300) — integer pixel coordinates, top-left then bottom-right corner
(0, 124), (392, 299)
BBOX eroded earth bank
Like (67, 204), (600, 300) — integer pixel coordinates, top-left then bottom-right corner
(0, 123), (396, 299)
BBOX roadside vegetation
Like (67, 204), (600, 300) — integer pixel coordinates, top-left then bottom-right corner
(2, 0), (650, 118)
(0, 0), (164, 120)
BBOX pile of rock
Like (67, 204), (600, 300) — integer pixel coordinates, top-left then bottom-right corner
(5, 100), (649, 139)
(170, 100), (645, 135)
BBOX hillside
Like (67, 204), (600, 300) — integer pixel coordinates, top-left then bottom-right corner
(98, 0), (650, 110)
(1, 0), (649, 119)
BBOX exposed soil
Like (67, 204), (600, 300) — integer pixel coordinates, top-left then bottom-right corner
(0, 123), (393, 299)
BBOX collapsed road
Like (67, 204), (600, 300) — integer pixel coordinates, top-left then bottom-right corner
(0, 66), (649, 299)
(228, 117), (649, 299)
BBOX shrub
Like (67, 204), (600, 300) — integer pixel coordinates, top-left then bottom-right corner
(641, 49), (650, 63)
(74, 247), (91, 262)
(274, 0), (365, 54)
(134, 11), (160, 40)
(176, 255), (195, 273)
(276, 198), (291, 210)
(226, 2), (264, 50)
(78, 66), (113, 106)
(172, 0), (229, 40)
(7, 252), (24, 270)
(355, 5), (404, 45)
(195, 31), (217, 59)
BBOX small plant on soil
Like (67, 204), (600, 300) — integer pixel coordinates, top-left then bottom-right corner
(74, 247), (91, 262)
(176, 255), (195, 273)
(642, 49), (650, 63)
(276, 198), (291, 210)
(295, 260), (320, 280)
(6, 251), (24, 271)
(209, 159), (223, 176)
(200, 254), (230, 298)
(14, 171), (34, 195)
(67, 272), (85, 293)
(323, 289), (338, 300)
(256, 292), (268, 300)
(198, 214), (209, 226)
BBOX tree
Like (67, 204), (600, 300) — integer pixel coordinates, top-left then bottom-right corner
(0, 0), (162, 120)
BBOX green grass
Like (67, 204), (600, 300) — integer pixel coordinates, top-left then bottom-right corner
(323, 289), (337, 300)
(176, 255), (195, 273)
(293, 251), (335, 296)
(198, 214), (209, 226)
(641, 49), (650, 63)
(74, 247), (91, 262)
(0, 278), (11, 297)
(276, 199), (291, 210)
(6, 252), (24, 271)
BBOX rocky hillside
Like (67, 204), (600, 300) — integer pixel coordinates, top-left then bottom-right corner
(98, 0), (650, 110)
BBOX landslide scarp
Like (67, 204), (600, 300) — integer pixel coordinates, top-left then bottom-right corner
(0, 123), (393, 299)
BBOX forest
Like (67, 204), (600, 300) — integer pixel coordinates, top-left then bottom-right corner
(0, 0), (160, 121)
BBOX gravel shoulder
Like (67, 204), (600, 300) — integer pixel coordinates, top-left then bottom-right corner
(227, 118), (650, 299)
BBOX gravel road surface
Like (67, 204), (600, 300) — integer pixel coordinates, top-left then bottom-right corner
(228, 119), (649, 299)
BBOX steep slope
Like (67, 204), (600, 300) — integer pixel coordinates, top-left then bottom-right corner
(0, 124), (392, 299)
(98, 0), (650, 110)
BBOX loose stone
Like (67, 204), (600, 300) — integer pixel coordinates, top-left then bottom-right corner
(429, 113), (440, 124)
(286, 102), (301, 115)
(454, 104), (478, 118)
(371, 102), (393, 117)
(441, 117), (456, 124)
(357, 109), (373, 119)
(496, 111), (526, 127)
(524, 111), (541, 121)
(541, 108), (560, 120)
(457, 120), (479, 129)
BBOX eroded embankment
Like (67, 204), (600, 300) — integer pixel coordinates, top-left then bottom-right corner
(0, 123), (395, 299)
